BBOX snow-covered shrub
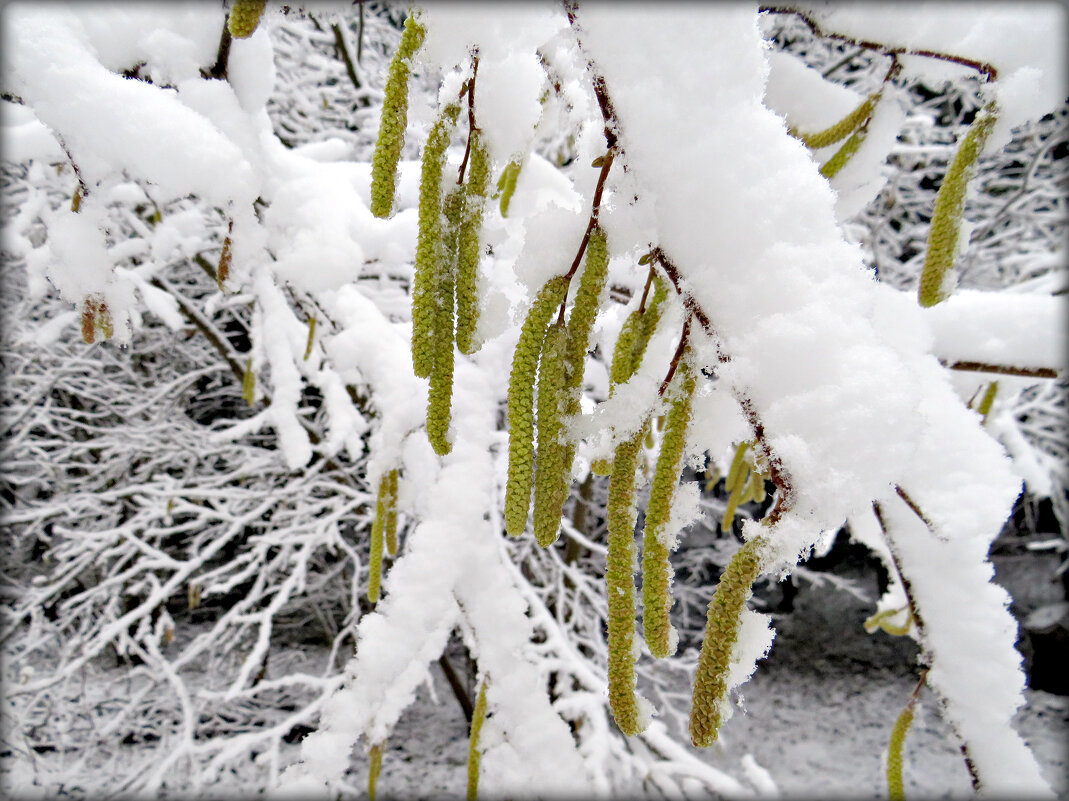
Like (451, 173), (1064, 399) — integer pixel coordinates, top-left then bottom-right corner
(1, 2), (1065, 798)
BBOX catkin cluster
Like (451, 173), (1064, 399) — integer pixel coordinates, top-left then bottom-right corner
(505, 276), (569, 536)
(918, 102), (998, 307)
(369, 14), (426, 219)
(607, 426), (648, 736)
(642, 358), (696, 658)
(467, 678), (489, 801)
(690, 535), (767, 747)
(368, 469), (399, 603)
(227, 0), (267, 39)
(720, 441), (766, 532)
(529, 227), (611, 545)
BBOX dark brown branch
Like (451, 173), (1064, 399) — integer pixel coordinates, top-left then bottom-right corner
(557, 149), (616, 324)
(438, 654), (474, 723)
(207, 17), (233, 80)
(739, 397), (794, 526)
(760, 6), (998, 82)
(650, 248), (714, 338)
(659, 316), (691, 397)
(457, 52), (480, 185)
(331, 23), (363, 91)
(894, 485), (939, 536)
(945, 360), (1060, 379)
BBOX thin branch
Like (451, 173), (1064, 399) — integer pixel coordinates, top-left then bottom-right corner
(437, 653), (474, 723)
(457, 51), (480, 185)
(331, 22), (363, 91)
(760, 6), (998, 82)
(638, 265), (655, 314)
(894, 485), (939, 536)
(945, 360), (1060, 379)
(207, 17), (233, 81)
(658, 316), (691, 397)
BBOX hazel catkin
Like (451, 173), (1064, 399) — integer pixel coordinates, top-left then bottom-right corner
(642, 359), (696, 659)
(411, 102), (461, 378)
(426, 189), (462, 456)
(369, 14), (426, 218)
(606, 424), (649, 736)
(689, 535), (767, 747)
(227, 0), (267, 39)
(918, 102), (998, 307)
(456, 132), (490, 355)
(505, 275), (569, 537)
(385, 468), (400, 556)
(367, 471), (395, 603)
(794, 91), (880, 150)
(532, 322), (570, 547)
(887, 701), (916, 801)
(467, 678), (489, 801)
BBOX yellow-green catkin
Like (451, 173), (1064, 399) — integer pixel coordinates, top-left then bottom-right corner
(456, 133), (490, 355)
(303, 316), (316, 361)
(368, 741), (384, 801)
(610, 311), (641, 389)
(411, 103), (461, 378)
(919, 102), (999, 308)
(533, 322), (570, 547)
(426, 189), (462, 456)
(467, 678), (489, 801)
(227, 0), (267, 39)
(368, 471), (396, 603)
(242, 357), (255, 406)
(976, 380), (999, 424)
(496, 159), (523, 217)
(607, 425), (648, 736)
(690, 535), (767, 747)
(369, 14), (426, 219)
(819, 128), (867, 179)
(643, 360), (696, 659)
(887, 701), (916, 801)
(794, 91), (880, 150)
(385, 469), (400, 556)
(505, 276), (569, 537)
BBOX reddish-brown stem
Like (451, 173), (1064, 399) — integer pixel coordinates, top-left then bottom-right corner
(659, 316), (691, 397)
(894, 485), (938, 536)
(457, 51), (480, 186)
(760, 6), (998, 82)
(946, 360), (1059, 379)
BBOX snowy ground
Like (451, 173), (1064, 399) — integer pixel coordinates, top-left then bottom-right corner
(343, 555), (1067, 800)
(2, 554), (1064, 800)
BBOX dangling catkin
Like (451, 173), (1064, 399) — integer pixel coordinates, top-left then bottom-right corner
(607, 424), (648, 736)
(411, 103), (460, 378)
(385, 469), (400, 556)
(794, 91), (880, 150)
(426, 189), (462, 456)
(643, 359), (696, 658)
(368, 741), (384, 801)
(467, 678), (489, 801)
(242, 357), (255, 406)
(689, 535), (767, 747)
(496, 159), (523, 217)
(819, 128), (866, 179)
(227, 0), (267, 39)
(368, 472), (394, 603)
(918, 102), (998, 307)
(887, 701), (916, 801)
(505, 275), (569, 537)
(976, 380), (998, 424)
(369, 14), (426, 218)
(456, 132), (490, 355)
(533, 322), (570, 547)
